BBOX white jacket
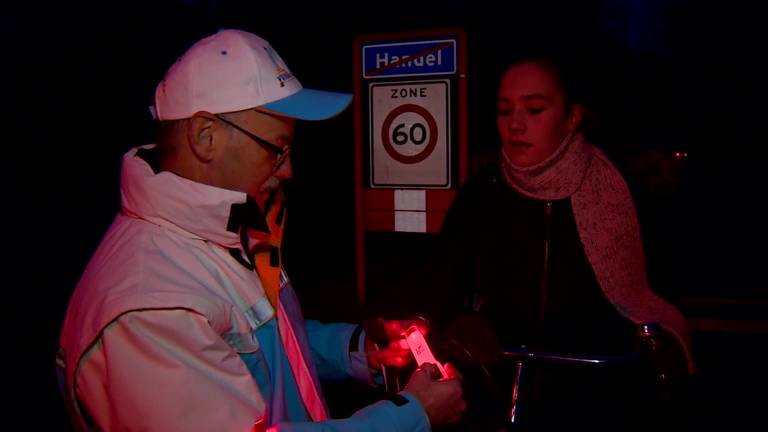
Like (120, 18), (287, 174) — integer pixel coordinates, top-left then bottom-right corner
(57, 145), (430, 431)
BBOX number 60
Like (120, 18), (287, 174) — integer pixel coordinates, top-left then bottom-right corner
(392, 123), (427, 146)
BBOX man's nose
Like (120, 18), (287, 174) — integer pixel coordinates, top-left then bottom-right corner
(274, 155), (293, 180)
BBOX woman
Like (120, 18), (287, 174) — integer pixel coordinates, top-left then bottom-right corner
(429, 57), (692, 429)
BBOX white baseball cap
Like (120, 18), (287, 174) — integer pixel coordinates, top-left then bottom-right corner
(153, 29), (352, 121)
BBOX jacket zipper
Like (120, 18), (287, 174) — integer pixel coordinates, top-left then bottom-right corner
(538, 202), (553, 324)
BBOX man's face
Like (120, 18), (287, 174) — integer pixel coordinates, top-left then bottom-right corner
(496, 62), (580, 167)
(214, 109), (294, 210)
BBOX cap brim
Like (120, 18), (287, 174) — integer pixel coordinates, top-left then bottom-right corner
(261, 88), (352, 121)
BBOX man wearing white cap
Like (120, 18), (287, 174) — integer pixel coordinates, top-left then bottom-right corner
(57, 29), (465, 431)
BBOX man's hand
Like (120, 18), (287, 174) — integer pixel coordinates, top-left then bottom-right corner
(405, 363), (466, 428)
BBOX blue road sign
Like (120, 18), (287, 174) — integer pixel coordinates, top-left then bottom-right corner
(363, 39), (456, 78)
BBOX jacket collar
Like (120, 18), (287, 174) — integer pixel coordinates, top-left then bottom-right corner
(120, 145), (269, 253)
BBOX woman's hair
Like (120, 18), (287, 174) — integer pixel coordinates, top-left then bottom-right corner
(469, 45), (602, 168)
(496, 49), (588, 111)
(494, 48), (600, 140)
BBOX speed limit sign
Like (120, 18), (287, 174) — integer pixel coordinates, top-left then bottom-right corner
(370, 80), (450, 187)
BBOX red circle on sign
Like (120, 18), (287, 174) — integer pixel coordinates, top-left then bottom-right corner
(380, 103), (438, 164)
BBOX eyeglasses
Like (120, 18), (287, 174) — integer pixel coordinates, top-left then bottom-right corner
(214, 114), (291, 171)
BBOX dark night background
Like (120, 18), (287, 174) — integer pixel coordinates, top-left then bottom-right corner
(6, 0), (767, 429)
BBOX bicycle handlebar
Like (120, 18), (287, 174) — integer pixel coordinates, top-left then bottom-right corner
(501, 322), (660, 367)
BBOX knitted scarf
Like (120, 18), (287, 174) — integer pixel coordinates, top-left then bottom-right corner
(501, 132), (692, 370)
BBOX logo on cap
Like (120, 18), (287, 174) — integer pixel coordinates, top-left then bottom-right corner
(264, 46), (294, 88)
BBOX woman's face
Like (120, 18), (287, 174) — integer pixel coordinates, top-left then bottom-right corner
(496, 61), (582, 167)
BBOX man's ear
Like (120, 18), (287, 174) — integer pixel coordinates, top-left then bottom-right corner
(567, 103), (584, 132)
(187, 111), (218, 162)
